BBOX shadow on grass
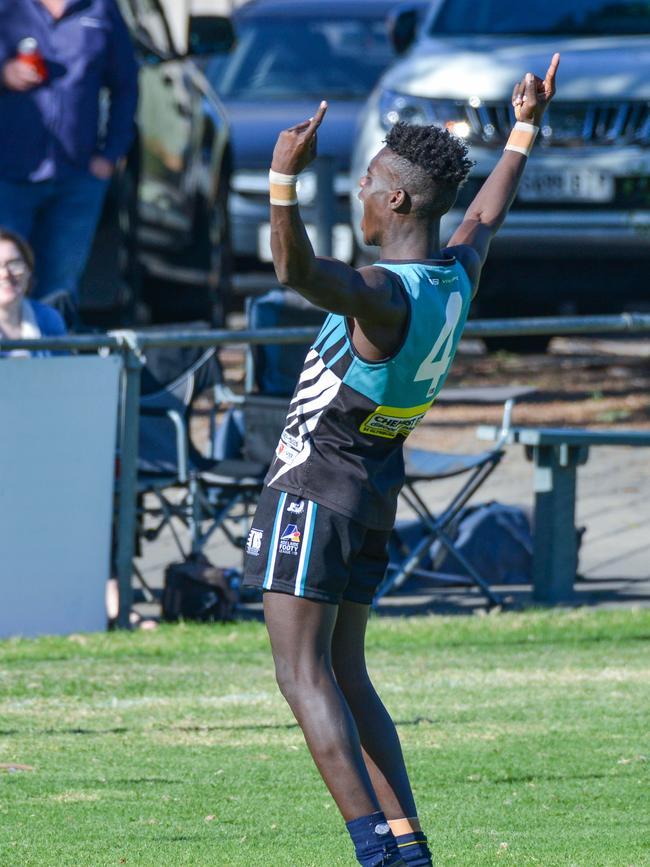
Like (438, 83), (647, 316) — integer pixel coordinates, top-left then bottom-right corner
(487, 771), (614, 785)
(0, 717), (439, 737)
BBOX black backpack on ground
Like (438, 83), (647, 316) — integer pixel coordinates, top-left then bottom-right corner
(162, 554), (238, 622)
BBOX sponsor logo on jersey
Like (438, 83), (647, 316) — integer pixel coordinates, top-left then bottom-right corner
(246, 527), (264, 556)
(276, 429), (305, 465)
(278, 524), (301, 555)
(281, 430), (302, 450)
(276, 441), (300, 464)
(287, 500), (305, 515)
(359, 402), (432, 439)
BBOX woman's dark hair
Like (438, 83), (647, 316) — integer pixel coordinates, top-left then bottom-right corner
(0, 227), (35, 293)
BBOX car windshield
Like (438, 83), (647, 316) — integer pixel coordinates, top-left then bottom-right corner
(207, 16), (393, 100)
(431, 0), (650, 35)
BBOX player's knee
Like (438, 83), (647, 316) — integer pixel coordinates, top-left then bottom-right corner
(273, 658), (297, 704)
(273, 655), (327, 706)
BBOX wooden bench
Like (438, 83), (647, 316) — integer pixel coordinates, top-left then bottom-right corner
(476, 426), (650, 604)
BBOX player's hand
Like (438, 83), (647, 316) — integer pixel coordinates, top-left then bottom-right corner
(1, 59), (42, 91)
(271, 101), (328, 175)
(89, 155), (115, 180)
(512, 53), (560, 126)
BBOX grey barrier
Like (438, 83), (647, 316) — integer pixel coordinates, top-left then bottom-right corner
(3, 310), (650, 627)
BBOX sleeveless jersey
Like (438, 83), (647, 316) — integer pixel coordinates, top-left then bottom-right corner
(265, 258), (473, 529)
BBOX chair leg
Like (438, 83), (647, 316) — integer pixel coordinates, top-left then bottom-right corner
(379, 456), (507, 609)
(188, 476), (202, 555)
(151, 490), (188, 559)
(433, 528), (504, 608)
(132, 562), (159, 603)
(375, 533), (433, 602)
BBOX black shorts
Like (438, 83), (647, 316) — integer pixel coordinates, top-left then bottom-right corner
(242, 486), (390, 605)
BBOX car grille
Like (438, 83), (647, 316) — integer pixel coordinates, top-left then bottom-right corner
(456, 175), (650, 209)
(464, 101), (650, 147)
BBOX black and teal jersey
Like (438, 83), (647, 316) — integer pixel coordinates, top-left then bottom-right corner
(265, 258), (473, 530)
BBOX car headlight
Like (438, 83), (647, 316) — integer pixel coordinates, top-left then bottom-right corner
(379, 90), (472, 140)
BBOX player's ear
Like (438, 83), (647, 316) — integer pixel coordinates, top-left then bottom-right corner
(389, 188), (410, 213)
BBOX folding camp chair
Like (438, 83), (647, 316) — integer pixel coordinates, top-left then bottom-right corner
(245, 287), (326, 396)
(374, 387), (535, 609)
(131, 336), (267, 598)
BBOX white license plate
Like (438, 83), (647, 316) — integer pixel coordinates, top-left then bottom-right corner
(258, 223), (354, 263)
(518, 169), (614, 203)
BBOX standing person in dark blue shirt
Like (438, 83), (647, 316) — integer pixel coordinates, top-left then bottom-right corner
(0, 0), (138, 320)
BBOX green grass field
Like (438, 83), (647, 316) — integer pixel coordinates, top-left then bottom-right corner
(1, 608), (649, 867)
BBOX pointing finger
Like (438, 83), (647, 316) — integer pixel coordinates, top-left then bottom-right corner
(544, 52), (560, 96)
(289, 119), (312, 133)
(306, 100), (328, 135)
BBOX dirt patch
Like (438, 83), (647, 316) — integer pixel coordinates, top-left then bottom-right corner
(438, 336), (650, 430)
(194, 335), (650, 455)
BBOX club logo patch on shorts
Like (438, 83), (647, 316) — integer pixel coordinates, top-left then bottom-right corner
(359, 402), (432, 439)
(278, 524), (301, 555)
(246, 527), (264, 556)
(287, 500), (305, 515)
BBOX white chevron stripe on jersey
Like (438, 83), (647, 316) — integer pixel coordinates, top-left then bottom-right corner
(296, 351), (322, 380)
(287, 369), (340, 417)
(285, 386), (341, 432)
(284, 384), (341, 436)
(268, 379), (342, 486)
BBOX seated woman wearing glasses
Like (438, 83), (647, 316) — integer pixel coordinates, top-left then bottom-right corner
(0, 228), (66, 353)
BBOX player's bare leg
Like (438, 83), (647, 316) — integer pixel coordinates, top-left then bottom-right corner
(263, 591), (379, 817)
(331, 601), (415, 816)
(263, 591), (406, 865)
(332, 601), (433, 865)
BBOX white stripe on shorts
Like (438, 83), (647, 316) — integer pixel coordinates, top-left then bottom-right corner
(294, 499), (315, 596)
(263, 491), (287, 590)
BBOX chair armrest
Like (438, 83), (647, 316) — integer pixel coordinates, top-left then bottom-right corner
(214, 383), (245, 406)
(140, 406), (189, 482)
(476, 424), (518, 444)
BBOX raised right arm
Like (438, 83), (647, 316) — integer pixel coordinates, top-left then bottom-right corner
(445, 53), (560, 294)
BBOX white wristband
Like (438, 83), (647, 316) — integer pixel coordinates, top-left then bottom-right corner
(269, 169), (298, 206)
(504, 121), (539, 156)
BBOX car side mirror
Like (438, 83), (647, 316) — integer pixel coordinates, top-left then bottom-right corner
(188, 15), (235, 57)
(387, 5), (420, 55)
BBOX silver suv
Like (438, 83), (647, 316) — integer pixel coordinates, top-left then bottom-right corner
(351, 0), (650, 320)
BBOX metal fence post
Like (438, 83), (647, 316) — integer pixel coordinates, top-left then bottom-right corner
(314, 156), (336, 257)
(115, 337), (144, 629)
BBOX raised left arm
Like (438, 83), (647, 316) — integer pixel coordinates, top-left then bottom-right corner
(269, 102), (402, 326)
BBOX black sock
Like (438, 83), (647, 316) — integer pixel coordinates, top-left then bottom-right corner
(395, 831), (433, 866)
(346, 811), (404, 866)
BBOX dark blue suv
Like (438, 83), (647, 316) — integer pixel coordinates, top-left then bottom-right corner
(206, 0), (404, 276)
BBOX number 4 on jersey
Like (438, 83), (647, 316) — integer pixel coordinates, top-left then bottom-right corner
(414, 291), (463, 398)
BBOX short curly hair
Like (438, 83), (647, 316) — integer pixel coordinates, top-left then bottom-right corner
(384, 122), (474, 217)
